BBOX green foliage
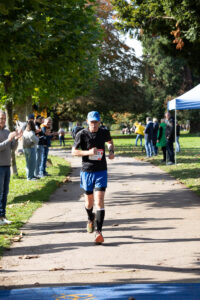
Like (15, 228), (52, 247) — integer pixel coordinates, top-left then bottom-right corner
(141, 35), (186, 119)
(113, 0), (200, 43)
(0, 0), (102, 108)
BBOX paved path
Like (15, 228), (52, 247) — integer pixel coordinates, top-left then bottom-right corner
(0, 149), (200, 288)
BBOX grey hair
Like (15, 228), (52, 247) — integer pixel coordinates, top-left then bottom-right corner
(0, 110), (6, 115)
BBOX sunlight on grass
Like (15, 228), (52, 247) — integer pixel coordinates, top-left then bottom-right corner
(113, 132), (200, 197)
(0, 155), (70, 256)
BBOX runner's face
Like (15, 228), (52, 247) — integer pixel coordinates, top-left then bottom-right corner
(0, 113), (6, 129)
(88, 120), (100, 132)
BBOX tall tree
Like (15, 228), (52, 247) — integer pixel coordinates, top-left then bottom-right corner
(0, 0), (102, 172)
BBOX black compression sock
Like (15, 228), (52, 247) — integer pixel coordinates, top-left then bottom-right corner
(85, 207), (94, 221)
(96, 209), (105, 232)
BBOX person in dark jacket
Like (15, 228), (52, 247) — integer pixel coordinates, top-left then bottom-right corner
(39, 117), (54, 177)
(165, 112), (175, 165)
(34, 115), (45, 178)
(144, 117), (154, 157)
(176, 122), (181, 152)
(152, 118), (159, 155)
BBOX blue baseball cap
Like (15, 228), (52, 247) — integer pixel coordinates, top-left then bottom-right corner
(28, 113), (35, 120)
(87, 111), (100, 122)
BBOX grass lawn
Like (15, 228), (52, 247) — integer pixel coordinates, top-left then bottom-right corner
(113, 131), (200, 197)
(0, 154), (70, 256)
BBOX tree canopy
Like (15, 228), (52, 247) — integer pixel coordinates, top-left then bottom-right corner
(0, 0), (102, 109)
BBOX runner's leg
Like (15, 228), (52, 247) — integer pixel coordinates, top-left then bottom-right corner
(95, 190), (105, 232)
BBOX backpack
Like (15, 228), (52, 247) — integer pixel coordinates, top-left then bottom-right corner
(71, 126), (83, 139)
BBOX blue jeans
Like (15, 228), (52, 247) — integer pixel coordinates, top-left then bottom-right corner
(35, 145), (44, 177)
(176, 136), (180, 152)
(145, 140), (153, 157)
(59, 135), (65, 146)
(24, 147), (36, 180)
(0, 166), (10, 217)
(39, 146), (49, 175)
(135, 134), (143, 146)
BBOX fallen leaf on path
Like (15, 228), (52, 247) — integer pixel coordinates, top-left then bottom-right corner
(63, 176), (71, 183)
(12, 231), (23, 242)
(19, 255), (39, 260)
(12, 236), (22, 242)
(49, 267), (65, 271)
(112, 224), (119, 227)
(63, 189), (68, 192)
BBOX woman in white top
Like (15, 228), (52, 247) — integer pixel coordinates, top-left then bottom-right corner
(23, 120), (39, 180)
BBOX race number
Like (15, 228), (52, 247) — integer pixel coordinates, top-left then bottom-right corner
(89, 149), (104, 161)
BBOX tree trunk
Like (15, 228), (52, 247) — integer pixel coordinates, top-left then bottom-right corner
(189, 111), (200, 133)
(5, 101), (18, 175)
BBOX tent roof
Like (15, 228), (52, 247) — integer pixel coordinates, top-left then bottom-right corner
(168, 84), (200, 110)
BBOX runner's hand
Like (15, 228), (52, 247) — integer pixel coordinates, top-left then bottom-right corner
(89, 147), (98, 156)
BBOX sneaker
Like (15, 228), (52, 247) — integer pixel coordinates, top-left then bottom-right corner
(95, 231), (104, 244)
(0, 218), (12, 225)
(167, 161), (175, 165)
(87, 213), (95, 233)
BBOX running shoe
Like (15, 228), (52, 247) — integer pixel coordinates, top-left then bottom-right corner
(95, 231), (104, 244)
(0, 218), (12, 225)
(87, 213), (95, 233)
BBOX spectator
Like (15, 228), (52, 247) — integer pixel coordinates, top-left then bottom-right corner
(0, 110), (21, 225)
(144, 117), (154, 157)
(23, 120), (39, 180)
(152, 118), (159, 155)
(176, 122), (181, 152)
(135, 122), (145, 146)
(156, 119), (167, 162)
(34, 115), (45, 178)
(71, 122), (84, 139)
(39, 117), (55, 177)
(58, 126), (65, 146)
(165, 112), (175, 165)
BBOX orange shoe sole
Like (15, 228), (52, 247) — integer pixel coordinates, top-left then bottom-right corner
(95, 233), (104, 244)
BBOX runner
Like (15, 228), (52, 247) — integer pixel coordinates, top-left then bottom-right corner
(72, 111), (114, 244)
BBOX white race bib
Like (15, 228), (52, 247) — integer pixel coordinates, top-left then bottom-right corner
(89, 149), (104, 160)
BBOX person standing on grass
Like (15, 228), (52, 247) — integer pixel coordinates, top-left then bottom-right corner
(72, 111), (114, 244)
(152, 118), (159, 155)
(58, 126), (66, 146)
(34, 115), (44, 178)
(144, 117), (154, 157)
(0, 110), (21, 225)
(23, 120), (39, 181)
(176, 122), (181, 152)
(156, 119), (167, 162)
(165, 111), (175, 165)
(39, 117), (57, 177)
(135, 122), (144, 146)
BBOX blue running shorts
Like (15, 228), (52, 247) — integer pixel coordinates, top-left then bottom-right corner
(80, 170), (107, 193)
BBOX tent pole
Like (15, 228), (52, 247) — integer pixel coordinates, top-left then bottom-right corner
(175, 107), (177, 165)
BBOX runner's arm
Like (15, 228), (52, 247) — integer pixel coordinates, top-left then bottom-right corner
(107, 140), (114, 159)
(72, 147), (97, 157)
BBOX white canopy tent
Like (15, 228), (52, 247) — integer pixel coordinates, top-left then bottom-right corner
(167, 84), (200, 164)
